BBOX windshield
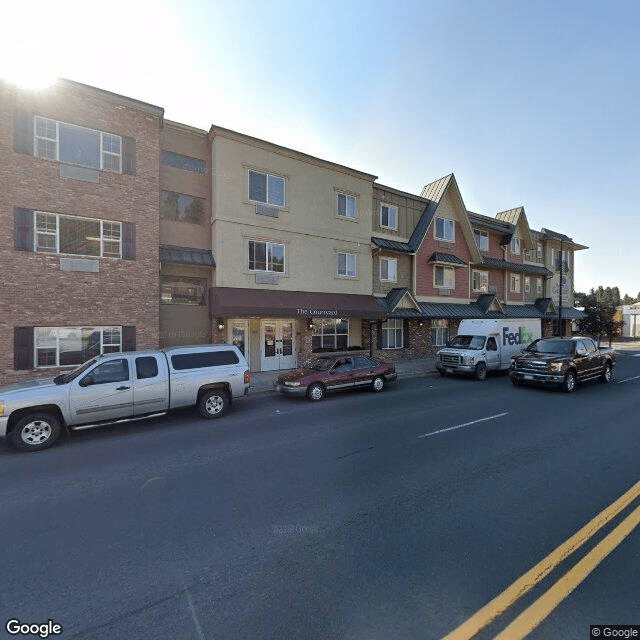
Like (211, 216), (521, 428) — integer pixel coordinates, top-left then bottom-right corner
(54, 357), (99, 384)
(525, 339), (575, 355)
(304, 358), (334, 372)
(447, 335), (486, 350)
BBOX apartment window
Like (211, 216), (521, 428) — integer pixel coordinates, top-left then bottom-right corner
(537, 277), (544, 295)
(380, 204), (397, 230)
(474, 230), (489, 252)
(524, 276), (531, 293)
(536, 242), (543, 259)
(435, 217), (454, 242)
(337, 193), (356, 219)
(431, 319), (448, 347)
(337, 252), (357, 277)
(248, 170), (285, 207)
(380, 257), (397, 282)
(160, 275), (207, 305)
(161, 191), (206, 224)
(34, 116), (122, 172)
(510, 237), (521, 255)
(510, 274), (521, 292)
(34, 211), (122, 258)
(523, 249), (533, 261)
(161, 151), (207, 174)
(381, 318), (403, 349)
(434, 265), (455, 289)
(472, 270), (489, 292)
(248, 241), (285, 272)
(312, 318), (349, 352)
(34, 326), (122, 367)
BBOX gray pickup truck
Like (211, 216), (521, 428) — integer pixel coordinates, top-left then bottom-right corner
(0, 344), (250, 452)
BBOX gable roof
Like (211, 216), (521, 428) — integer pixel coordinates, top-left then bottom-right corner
(495, 206), (534, 250)
(371, 199), (439, 254)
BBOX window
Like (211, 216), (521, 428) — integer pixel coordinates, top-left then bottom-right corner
(525, 276), (531, 293)
(553, 249), (571, 272)
(248, 170), (285, 207)
(537, 277), (544, 295)
(337, 193), (356, 219)
(248, 241), (285, 273)
(160, 276), (207, 305)
(337, 252), (357, 277)
(83, 358), (129, 385)
(474, 230), (489, 252)
(380, 204), (397, 229)
(431, 319), (448, 346)
(536, 242), (543, 259)
(136, 356), (159, 379)
(380, 257), (397, 282)
(486, 337), (497, 351)
(381, 319), (403, 349)
(353, 356), (376, 369)
(312, 318), (349, 352)
(171, 350), (239, 370)
(34, 326), (122, 368)
(510, 237), (521, 254)
(434, 265), (455, 289)
(510, 274), (521, 292)
(435, 217), (454, 242)
(161, 151), (206, 174)
(472, 270), (489, 292)
(161, 191), (205, 224)
(34, 116), (122, 172)
(34, 212), (122, 258)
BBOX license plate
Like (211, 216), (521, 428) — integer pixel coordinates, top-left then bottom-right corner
(446, 368), (454, 374)
(524, 374), (534, 380)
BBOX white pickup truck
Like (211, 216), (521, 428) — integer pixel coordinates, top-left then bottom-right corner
(0, 344), (250, 452)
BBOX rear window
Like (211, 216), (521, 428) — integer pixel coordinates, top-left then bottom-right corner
(170, 350), (239, 371)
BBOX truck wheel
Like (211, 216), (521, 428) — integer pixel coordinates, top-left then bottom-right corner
(599, 362), (612, 383)
(306, 382), (325, 402)
(371, 376), (385, 392)
(11, 413), (61, 452)
(474, 362), (487, 381)
(198, 389), (228, 419)
(562, 370), (576, 393)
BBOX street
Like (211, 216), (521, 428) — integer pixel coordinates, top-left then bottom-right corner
(1, 353), (639, 640)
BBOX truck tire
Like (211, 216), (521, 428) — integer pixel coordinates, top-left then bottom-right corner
(11, 413), (61, 452)
(474, 362), (487, 381)
(599, 362), (613, 383)
(562, 370), (576, 393)
(198, 389), (228, 419)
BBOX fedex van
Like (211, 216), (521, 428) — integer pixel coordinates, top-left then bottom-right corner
(435, 319), (541, 380)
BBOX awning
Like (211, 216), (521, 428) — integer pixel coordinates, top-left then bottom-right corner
(160, 245), (215, 267)
(209, 287), (386, 319)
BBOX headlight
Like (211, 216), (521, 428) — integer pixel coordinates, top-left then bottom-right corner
(285, 381), (301, 387)
(0, 401), (4, 416)
(549, 362), (563, 373)
(463, 356), (475, 365)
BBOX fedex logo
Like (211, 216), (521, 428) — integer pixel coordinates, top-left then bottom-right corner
(502, 326), (534, 346)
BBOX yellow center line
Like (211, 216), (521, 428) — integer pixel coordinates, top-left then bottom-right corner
(495, 503), (640, 640)
(443, 480), (640, 640)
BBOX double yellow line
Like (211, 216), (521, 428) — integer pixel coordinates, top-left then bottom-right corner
(444, 480), (640, 640)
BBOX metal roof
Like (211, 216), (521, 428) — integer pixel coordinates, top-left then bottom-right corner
(159, 245), (215, 267)
(371, 198), (438, 254)
(371, 237), (413, 253)
(468, 212), (515, 235)
(481, 257), (553, 277)
(420, 174), (453, 202)
(428, 252), (467, 266)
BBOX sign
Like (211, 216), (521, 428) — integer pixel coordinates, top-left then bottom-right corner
(296, 308), (338, 317)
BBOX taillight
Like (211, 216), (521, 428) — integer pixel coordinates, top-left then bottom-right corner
(244, 370), (251, 384)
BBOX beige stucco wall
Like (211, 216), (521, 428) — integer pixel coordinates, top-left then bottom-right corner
(210, 130), (375, 294)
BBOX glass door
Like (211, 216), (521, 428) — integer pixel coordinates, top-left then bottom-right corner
(260, 320), (296, 371)
(230, 321), (250, 368)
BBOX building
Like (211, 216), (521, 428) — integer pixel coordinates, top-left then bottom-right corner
(617, 304), (640, 337)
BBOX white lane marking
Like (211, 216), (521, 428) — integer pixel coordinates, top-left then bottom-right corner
(617, 375), (640, 384)
(418, 412), (509, 439)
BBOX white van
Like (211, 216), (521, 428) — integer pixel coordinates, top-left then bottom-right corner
(435, 319), (541, 380)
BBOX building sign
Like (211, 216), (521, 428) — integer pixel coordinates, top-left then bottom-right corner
(551, 275), (572, 304)
(296, 308), (338, 317)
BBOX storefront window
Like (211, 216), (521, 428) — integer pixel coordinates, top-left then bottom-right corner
(431, 319), (448, 346)
(312, 318), (349, 352)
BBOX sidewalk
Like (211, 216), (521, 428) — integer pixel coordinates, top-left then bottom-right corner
(249, 357), (438, 395)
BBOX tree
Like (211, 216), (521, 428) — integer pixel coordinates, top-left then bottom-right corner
(576, 288), (624, 346)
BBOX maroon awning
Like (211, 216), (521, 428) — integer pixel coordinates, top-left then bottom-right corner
(209, 287), (386, 319)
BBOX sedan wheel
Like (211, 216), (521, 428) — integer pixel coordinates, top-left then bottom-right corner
(306, 383), (325, 402)
(371, 376), (384, 392)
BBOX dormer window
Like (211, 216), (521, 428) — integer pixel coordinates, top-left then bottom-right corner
(510, 237), (521, 254)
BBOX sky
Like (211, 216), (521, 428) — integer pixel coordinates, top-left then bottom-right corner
(2, 0), (639, 297)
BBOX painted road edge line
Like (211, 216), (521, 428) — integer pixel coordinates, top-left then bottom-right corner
(418, 413), (508, 439)
(617, 374), (640, 384)
(443, 480), (640, 640)
(494, 503), (640, 640)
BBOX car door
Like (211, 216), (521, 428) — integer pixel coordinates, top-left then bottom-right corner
(573, 340), (590, 380)
(68, 357), (134, 424)
(325, 358), (356, 391)
(352, 356), (376, 387)
(485, 337), (501, 370)
(133, 355), (170, 416)
(584, 338), (602, 377)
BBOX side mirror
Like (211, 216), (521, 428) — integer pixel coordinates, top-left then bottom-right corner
(576, 349), (587, 357)
(80, 376), (94, 387)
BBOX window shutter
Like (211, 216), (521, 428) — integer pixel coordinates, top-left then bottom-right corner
(122, 222), (136, 260)
(403, 319), (410, 348)
(122, 137), (136, 174)
(14, 208), (34, 251)
(14, 327), (34, 370)
(122, 326), (136, 351)
(376, 321), (383, 350)
(14, 110), (34, 155)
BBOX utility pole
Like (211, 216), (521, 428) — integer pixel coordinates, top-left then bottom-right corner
(557, 238), (564, 337)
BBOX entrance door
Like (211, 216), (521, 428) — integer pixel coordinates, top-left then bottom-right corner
(230, 321), (250, 368)
(261, 320), (296, 371)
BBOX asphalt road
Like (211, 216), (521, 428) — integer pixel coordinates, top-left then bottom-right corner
(1, 353), (639, 640)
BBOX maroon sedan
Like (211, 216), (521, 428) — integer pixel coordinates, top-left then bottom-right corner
(275, 354), (397, 401)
